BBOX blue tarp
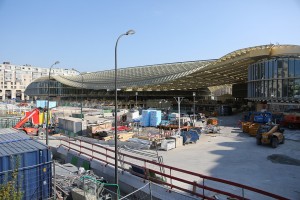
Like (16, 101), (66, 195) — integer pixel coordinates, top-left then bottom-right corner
(181, 128), (200, 144)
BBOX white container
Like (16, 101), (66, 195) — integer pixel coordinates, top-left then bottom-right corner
(160, 139), (176, 151)
(170, 135), (183, 148)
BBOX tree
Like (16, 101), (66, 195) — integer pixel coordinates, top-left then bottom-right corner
(0, 156), (23, 200)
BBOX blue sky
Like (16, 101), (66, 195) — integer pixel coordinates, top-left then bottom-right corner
(0, 0), (299, 72)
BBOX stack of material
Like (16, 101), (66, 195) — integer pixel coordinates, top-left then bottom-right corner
(126, 110), (139, 121)
(142, 110), (151, 127)
(169, 113), (179, 121)
(100, 132), (135, 141)
(58, 117), (82, 136)
(150, 110), (162, 127)
(86, 119), (112, 138)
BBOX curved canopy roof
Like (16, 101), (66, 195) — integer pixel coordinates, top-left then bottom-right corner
(34, 44), (300, 91)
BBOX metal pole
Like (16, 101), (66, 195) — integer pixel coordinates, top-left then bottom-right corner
(193, 92), (196, 127)
(46, 61), (59, 145)
(114, 29), (135, 185)
(174, 97), (184, 134)
(135, 92), (138, 108)
(80, 74), (83, 135)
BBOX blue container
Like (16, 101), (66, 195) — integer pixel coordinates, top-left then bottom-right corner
(142, 110), (151, 127)
(0, 128), (52, 200)
(181, 129), (200, 144)
(150, 110), (162, 127)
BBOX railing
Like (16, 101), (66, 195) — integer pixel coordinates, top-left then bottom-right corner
(59, 138), (288, 200)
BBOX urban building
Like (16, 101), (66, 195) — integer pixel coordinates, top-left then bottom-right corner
(0, 62), (78, 101)
(24, 44), (300, 111)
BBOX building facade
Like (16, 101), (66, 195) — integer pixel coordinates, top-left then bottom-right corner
(247, 58), (300, 101)
(0, 62), (78, 101)
(23, 44), (300, 111)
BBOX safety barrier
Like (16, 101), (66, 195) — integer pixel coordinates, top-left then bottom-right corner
(59, 138), (288, 200)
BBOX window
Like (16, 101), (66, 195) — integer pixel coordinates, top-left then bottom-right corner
(273, 60), (277, 78)
(288, 58), (295, 77)
(288, 79), (294, 97)
(265, 61), (269, 79)
(296, 60), (300, 77)
(277, 60), (283, 79)
(294, 79), (300, 97)
(282, 79), (288, 97)
(269, 60), (273, 78)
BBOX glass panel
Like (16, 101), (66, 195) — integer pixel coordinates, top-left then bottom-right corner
(248, 65), (251, 81)
(294, 79), (300, 98)
(265, 61), (269, 79)
(268, 80), (272, 98)
(283, 59), (288, 78)
(277, 60), (283, 78)
(255, 64), (258, 80)
(264, 80), (268, 97)
(282, 79), (288, 97)
(261, 80), (264, 97)
(273, 60), (277, 78)
(269, 60), (273, 79)
(261, 62), (265, 79)
(277, 79), (282, 98)
(288, 58), (294, 77)
(295, 59), (300, 77)
(288, 79), (294, 97)
(273, 80), (277, 97)
(257, 81), (261, 97)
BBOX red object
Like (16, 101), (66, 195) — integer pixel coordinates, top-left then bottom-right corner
(14, 108), (40, 129)
(111, 126), (131, 131)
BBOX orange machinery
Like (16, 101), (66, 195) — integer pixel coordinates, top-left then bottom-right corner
(13, 108), (45, 136)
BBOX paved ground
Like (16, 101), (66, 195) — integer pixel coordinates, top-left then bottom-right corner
(157, 114), (300, 199)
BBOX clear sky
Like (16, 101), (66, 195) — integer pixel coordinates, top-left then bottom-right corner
(0, 0), (299, 72)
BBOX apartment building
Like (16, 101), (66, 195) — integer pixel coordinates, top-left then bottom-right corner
(0, 62), (77, 101)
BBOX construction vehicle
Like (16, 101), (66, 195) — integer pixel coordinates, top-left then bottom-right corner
(248, 123), (261, 136)
(13, 108), (51, 136)
(256, 124), (285, 148)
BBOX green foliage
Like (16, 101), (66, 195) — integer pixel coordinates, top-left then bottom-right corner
(0, 156), (23, 200)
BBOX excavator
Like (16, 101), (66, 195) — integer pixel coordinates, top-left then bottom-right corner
(13, 108), (49, 136)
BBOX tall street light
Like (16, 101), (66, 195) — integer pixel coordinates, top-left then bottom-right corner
(72, 68), (84, 136)
(174, 97), (184, 134)
(135, 92), (138, 108)
(114, 29), (135, 185)
(46, 61), (59, 145)
(193, 92), (196, 126)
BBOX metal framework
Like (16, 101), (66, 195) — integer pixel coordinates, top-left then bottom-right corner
(29, 44), (300, 92)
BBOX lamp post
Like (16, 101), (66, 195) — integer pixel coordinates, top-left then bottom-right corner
(193, 92), (196, 126)
(72, 69), (84, 135)
(46, 61), (59, 145)
(114, 29), (135, 185)
(135, 92), (138, 108)
(174, 97), (184, 134)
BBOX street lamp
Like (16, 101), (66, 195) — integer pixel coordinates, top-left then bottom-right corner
(46, 61), (59, 145)
(135, 92), (138, 108)
(193, 92), (196, 126)
(72, 68), (84, 136)
(114, 29), (135, 185)
(174, 97), (184, 134)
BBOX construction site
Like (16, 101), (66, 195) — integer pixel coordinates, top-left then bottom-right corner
(1, 44), (300, 200)
(1, 98), (300, 200)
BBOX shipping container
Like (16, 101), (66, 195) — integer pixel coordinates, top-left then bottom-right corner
(0, 128), (52, 200)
